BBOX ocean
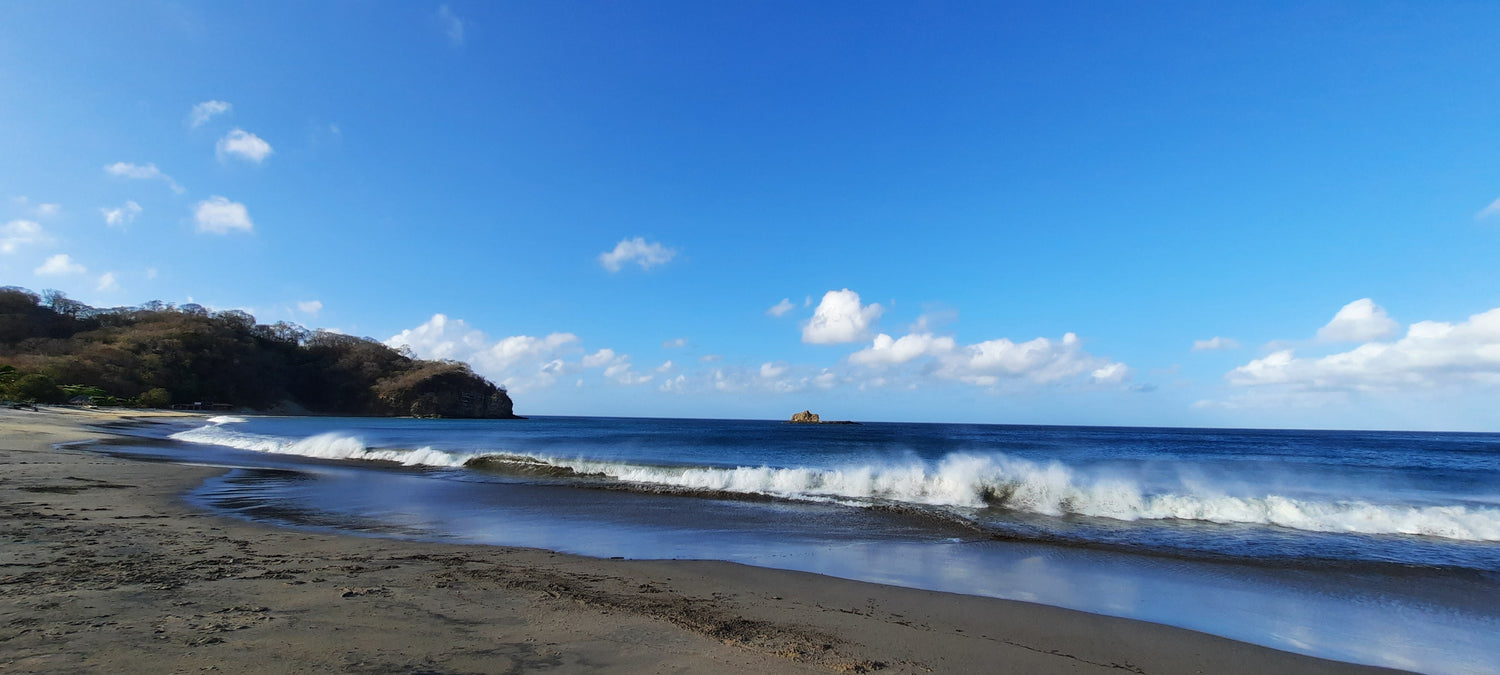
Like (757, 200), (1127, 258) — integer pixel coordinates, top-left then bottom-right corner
(98, 415), (1500, 674)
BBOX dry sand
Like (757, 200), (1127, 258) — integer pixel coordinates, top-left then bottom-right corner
(0, 407), (1403, 674)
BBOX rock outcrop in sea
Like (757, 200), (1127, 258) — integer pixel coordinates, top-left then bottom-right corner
(787, 410), (858, 425)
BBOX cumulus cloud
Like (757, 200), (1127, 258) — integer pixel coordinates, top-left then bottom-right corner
(699, 354), (722, 363)
(598, 237), (676, 272)
(1192, 336), (1241, 351)
(190, 100), (232, 127)
(388, 315), (649, 389)
(657, 360), (674, 372)
(766, 298), (796, 317)
(194, 196), (255, 234)
(660, 374), (687, 393)
(802, 289), (883, 344)
(1090, 362), (1130, 384)
(849, 332), (956, 366)
(1317, 298), (1398, 342)
(96, 272), (117, 292)
(101, 201), (142, 228)
(217, 128), (274, 163)
(603, 362), (652, 385)
(1227, 305), (1500, 393)
(297, 300), (323, 316)
(662, 337), (688, 349)
(438, 4), (464, 46)
(581, 348), (617, 368)
(1, 219), (50, 253)
(938, 333), (1125, 386)
(1477, 197), (1500, 220)
(104, 162), (184, 194)
(32, 203), (60, 218)
(576, 348), (652, 384)
(35, 253), (86, 276)
(658, 363), (839, 396)
(850, 329), (1129, 388)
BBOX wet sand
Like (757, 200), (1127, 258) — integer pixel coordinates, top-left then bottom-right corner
(0, 407), (1403, 673)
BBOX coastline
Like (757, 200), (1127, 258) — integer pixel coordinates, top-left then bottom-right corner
(0, 408), (1403, 674)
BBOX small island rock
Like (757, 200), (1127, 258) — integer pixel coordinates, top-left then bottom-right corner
(789, 410), (821, 424)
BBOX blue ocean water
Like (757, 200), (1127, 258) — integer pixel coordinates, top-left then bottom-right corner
(101, 415), (1500, 674)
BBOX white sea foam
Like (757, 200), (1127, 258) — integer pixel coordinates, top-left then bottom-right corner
(170, 423), (474, 468)
(169, 420), (1500, 542)
(519, 453), (1500, 542)
(207, 415), (248, 425)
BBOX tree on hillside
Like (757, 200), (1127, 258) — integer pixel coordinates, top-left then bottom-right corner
(0, 287), (517, 418)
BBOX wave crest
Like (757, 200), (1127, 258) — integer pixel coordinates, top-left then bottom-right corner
(167, 421), (1500, 542)
(170, 424), (473, 468)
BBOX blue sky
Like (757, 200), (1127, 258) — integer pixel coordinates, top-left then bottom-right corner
(4, 1), (1500, 429)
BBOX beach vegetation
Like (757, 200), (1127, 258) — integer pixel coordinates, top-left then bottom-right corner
(7, 373), (65, 404)
(138, 387), (172, 408)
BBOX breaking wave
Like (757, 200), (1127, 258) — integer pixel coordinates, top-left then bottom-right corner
(171, 421), (475, 468)
(170, 419), (1500, 542)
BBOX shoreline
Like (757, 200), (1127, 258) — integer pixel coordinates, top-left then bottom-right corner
(0, 407), (1403, 673)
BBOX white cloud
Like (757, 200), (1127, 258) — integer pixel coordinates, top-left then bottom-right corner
(937, 332), (1123, 386)
(1192, 336), (1241, 351)
(217, 128), (274, 163)
(32, 203), (60, 218)
(1317, 298), (1397, 342)
(145, 267), (158, 279)
(657, 363), (842, 396)
(297, 300), (323, 316)
(660, 374), (687, 393)
(850, 329), (1128, 389)
(1227, 305), (1500, 393)
(387, 314), (610, 392)
(802, 289), (883, 344)
(194, 196), (255, 234)
(699, 354), (722, 362)
(598, 237), (677, 272)
(101, 201), (142, 228)
(603, 361), (653, 385)
(35, 253), (86, 276)
(766, 298), (796, 317)
(104, 162), (185, 194)
(1477, 197), (1500, 220)
(438, 4), (464, 46)
(577, 348), (652, 384)
(662, 337), (688, 349)
(1090, 362), (1130, 384)
(581, 348), (617, 368)
(1, 219), (50, 253)
(96, 272), (117, 292)
(849, 332), (956, 366)
(657, 360), (674, 372)
(190, 100), (232, 128)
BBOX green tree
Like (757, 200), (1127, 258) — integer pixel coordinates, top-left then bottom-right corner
(138, 387), (171, 408)
(11, 373), (64, 403)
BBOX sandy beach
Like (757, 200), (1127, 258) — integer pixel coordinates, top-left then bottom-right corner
(0, 407), (1402, 674)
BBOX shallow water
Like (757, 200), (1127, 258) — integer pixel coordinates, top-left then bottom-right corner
(99, 415), (1500, 674)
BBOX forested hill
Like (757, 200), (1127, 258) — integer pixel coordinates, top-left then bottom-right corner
(0, 286), (518, 418)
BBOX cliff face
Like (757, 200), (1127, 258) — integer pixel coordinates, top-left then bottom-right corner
(373, 364), (517, 419)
